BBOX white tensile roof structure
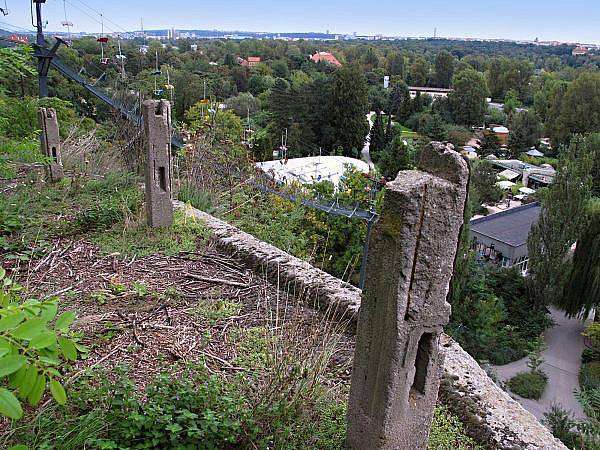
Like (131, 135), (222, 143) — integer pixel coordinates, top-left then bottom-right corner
(497, 169), (520, 181)
(496, 180), (516, 190)
(256, 156), (370, 188)
(526, 148), (545, 157)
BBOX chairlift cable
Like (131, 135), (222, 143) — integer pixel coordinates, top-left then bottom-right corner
(71, 0), (128, 33)
(61, 0), (73, 42)
(1, 0), (9, 16)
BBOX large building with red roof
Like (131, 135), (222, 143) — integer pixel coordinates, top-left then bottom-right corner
(310, 51), (342, 67)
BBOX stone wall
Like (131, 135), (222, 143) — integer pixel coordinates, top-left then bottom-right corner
(175, 201), (567, 450)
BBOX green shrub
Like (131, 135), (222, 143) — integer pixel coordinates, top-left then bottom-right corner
(0, 96), (75, 139)
(543, 404), (579, 449)
(508, 371), (548, 400)
(0, 268), (84, 420)
(582, 348), (600, 364)
(178, 182), (216, 213)
(580, 361), (600, 391)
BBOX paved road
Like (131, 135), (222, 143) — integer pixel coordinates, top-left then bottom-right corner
(493, 307), (590, 420)
(361, 112), (375, 169)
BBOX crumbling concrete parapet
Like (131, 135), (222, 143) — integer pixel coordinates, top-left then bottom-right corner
(142, 99), (173, 228)
(347, 142), (469, 450)
(38, 107), (64, 181)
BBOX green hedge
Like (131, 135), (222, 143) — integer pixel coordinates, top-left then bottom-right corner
(508, 371), (548, 400)
(580, 361), (600, 391)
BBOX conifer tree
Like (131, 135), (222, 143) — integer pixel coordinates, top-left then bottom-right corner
(369, 111), (386, 158)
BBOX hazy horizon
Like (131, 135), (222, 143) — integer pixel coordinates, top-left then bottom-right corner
(3, 0), (600, 44)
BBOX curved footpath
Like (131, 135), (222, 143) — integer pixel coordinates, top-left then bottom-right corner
(493, 307), (590, 420)
(361, 111), (375, 169)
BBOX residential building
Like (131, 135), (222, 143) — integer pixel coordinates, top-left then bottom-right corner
(572, 45), (588, 56)
(408, 86), (453, 99)
(470, 202), (541, 273)
(492, 126), (510, 145)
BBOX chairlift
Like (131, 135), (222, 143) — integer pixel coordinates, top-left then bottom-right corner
(61, 0), (72, 42)
(97, 14), (109, 64)
(1, 0), (9, 16)
(152, 51), (163, 96)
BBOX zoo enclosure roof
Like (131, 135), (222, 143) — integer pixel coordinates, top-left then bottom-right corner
(470, 202), (541, 248)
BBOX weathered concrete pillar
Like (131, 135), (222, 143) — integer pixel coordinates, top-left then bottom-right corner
(142, 99), (173, 228)
(347, 142), (469, 450)
(38, 107), (64, 181)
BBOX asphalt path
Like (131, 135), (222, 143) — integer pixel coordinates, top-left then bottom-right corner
(493, 307), (590, 420)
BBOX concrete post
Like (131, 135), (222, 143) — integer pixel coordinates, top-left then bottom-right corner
(347, 142), (469, 450)
(38, 107), (64, 181)
(142, 99), (173, 228)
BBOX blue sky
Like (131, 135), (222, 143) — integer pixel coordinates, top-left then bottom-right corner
(4, 0), (600, 43)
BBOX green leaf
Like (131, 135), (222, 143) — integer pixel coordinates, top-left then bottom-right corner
(18, 365), (38, 398)
(40, 302), (58, 321)
(54, 312), (75, 331)
(0, 355), (26, 377)
(0, 348), (9, 358)
(8, 445), (29, 450)
(8, 365), (27, 389)
(0, 388), (23, 419)
(49, 379), (66, 405)
(10, 318), (46, 340)
(58, 337), (77, 361)
(0, 267), (5, 280)
(29, 331), (56, 350)
(27, 374), (46, 406)
(0, 312), (25, 332)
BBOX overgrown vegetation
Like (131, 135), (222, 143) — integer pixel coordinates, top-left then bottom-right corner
(448, 263), (551, 365)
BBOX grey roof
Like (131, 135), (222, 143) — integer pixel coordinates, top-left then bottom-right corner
(470, 203), (541, 247)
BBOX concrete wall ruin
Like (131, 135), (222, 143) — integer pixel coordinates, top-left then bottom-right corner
(174, 202), (567, 450)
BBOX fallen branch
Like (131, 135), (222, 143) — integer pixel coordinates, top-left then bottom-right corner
(184, 272), (249, 288)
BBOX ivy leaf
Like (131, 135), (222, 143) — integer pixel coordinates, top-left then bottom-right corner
(58, 337), (77, 361)
(0, 312), (26, 332)
(0, 355), (26, 377)
(10, 318), (46, 340)
(0, 388), (22, 419)
(29, 331), (57, 350)
(54, 312), (75, 331)
(49, 379), (67, 405)
(27, 374), (46, 406)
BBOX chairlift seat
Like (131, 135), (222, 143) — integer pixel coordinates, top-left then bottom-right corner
(151, 71), (161, 76)
(97, 37), (109, 43)
(153, 89), (164, 96)
(100, 58), (110, 65)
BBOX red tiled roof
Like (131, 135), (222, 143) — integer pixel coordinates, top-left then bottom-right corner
(311, 52), (342, 67)
(247, 56), (261, 62)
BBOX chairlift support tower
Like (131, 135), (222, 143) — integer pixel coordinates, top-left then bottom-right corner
(33, 0), (69, 98)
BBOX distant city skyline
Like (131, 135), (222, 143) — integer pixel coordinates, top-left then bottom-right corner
(3, 0), (600, 44)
